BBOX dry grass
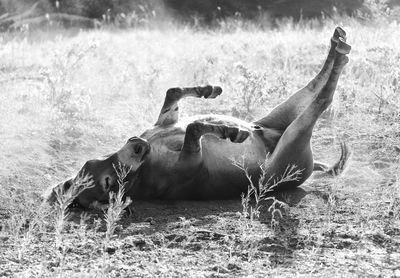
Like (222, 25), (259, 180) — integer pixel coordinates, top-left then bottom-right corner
(0, 18), (399, 277)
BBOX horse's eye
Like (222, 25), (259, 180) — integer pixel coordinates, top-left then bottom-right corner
(105, 177), (111, 190)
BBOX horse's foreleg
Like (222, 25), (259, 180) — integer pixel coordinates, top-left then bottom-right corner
(178, 122), (250, 167)
(155, 86), (222, 126)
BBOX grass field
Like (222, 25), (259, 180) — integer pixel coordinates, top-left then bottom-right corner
(0, 18), (399, 277)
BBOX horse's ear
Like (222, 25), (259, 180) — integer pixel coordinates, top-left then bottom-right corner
(43, 178), (73, 205)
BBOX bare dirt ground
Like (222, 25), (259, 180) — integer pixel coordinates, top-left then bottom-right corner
(0, 22), (399, 277)
(1, 158), (399, 277)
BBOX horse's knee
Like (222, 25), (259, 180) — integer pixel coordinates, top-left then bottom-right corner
(186, 122), (205, 140)
(166, 88), (183, 101)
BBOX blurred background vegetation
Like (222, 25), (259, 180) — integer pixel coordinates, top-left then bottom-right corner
(0, 0), (399, 30)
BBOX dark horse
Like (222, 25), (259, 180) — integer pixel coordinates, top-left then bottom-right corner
(46, 27), (351, 209)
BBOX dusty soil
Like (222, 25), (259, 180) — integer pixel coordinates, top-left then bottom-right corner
(1, 162), (399, 277)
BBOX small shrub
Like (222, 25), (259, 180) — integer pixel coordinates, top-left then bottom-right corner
(53, 170), (94, 248)
(234, 156), (301, 228)
(104, 163), (132, 242)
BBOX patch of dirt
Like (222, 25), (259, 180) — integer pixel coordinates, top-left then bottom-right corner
(1, 177), (400, 277)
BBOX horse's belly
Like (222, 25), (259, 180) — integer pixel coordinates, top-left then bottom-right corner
(200, 132), (268, 198)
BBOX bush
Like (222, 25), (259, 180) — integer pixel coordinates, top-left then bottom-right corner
(1, 0), (399, 28)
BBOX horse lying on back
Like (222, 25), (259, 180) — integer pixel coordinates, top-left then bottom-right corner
(46, 27), (351, 208)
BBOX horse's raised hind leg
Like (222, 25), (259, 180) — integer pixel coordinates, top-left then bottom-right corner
(155, 85), (222, 126)
(306, 27), (347, 92)
(262, 39), (351, 190)
(254, 27), (346, 131)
